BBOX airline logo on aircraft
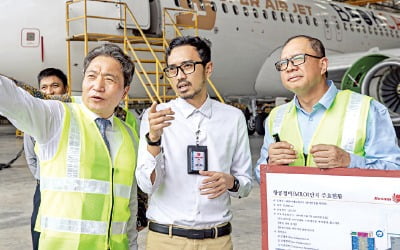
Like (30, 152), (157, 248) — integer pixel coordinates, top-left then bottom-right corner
(221, 0), (313, 16)
(330, 3), (400, 30)
(176, 0), (216, 30)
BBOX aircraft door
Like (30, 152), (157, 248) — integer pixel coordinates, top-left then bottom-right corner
(322, 16), (332, 40)
(119, 0), (150, 30)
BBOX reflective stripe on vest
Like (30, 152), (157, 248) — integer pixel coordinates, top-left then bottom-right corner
(66, 106), (80, 178)
(272, 104), (290, 136)
(41, 217), (127, 235)
(341, 93), (363, 152)
(41, 177), (131, 199)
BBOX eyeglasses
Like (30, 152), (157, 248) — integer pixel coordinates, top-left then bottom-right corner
(275, 53), (323, 71)
(163, 61), (204, 78)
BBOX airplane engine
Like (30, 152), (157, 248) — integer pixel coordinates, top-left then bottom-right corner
(342, 54), (400, 126)
(361, 58), (400, 126)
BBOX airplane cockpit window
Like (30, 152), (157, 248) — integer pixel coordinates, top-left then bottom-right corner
(243, 6), (249, 17)
(262, 9), (268, 19)
(198, 0), (205, 10)
(253, 8), (259, 18)
(187, 0), (193, 9)
(233, 5), (239, 15)
(222, 3), (228, 13)
(298, 15), (303, 24)
(305, 16), (310, 25)
(289, 13), (294, 23)
(313, 17), (318, 27)
(174, 0), (180, 7)
(280, 12), (286, 22)
(211, 1), (216, 11)
(272, 11), (277, 21)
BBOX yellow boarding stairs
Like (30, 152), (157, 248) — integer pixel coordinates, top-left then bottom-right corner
(65, 0), (224, 109)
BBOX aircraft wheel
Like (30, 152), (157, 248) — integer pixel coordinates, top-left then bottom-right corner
(255, 113), (268, 135)
(243, 108), (255, 135)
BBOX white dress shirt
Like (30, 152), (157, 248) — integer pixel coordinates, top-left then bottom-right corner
(136, 97), (253, 229)
(0, 75), (138, 250)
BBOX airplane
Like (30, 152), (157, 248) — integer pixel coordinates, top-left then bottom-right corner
(0, 0), (399, 136)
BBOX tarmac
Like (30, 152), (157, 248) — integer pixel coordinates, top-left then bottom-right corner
(0, 124), (264, 250)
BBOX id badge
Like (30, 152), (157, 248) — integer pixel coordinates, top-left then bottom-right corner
(187, 145), (208, 174)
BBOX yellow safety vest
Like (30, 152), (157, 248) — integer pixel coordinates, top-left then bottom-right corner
(268, 90), (371, 166)
(36, 103), (138, 250)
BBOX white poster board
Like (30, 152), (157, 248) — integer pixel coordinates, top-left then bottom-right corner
(260, 165), (400, 250)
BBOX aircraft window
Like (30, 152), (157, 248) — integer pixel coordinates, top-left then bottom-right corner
(272, 11), (277, 21)
(281, 12), (286, 22)
(356, 24), (360, 32)
(298, 15), (303, 24)
(243, 6), (249, 17)
(174, 0), (180, 7)
(343, 22), (347, 31)
(186, 0), (193, 9)
(390, 30), (394, 37)
(313, 17), (318, 27)
(211, 1), (216, 12)
(289, 13), (294, 23)
(385, 29), (389, 37)
(362, 25), (366, 34)
(396, 31), (399, 38)
(379, 28), (383, 36)
(198, 0), (205, 10)
(350, 23), (354, 32)
(305, 16), (310, 25)
(253, 8), (259, 18)
(335, 21), (340, 30)
(262, 9), (268, 19)
(373, 27), (378, 35)
(222, 3), (228, 13)
(233, 5), (239, 15)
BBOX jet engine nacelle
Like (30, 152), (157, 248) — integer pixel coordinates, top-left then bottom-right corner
(342, 54), (400, 126)
(362, 58), (400, 126)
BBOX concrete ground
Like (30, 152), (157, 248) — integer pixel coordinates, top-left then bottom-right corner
(0, 124), (263, 250)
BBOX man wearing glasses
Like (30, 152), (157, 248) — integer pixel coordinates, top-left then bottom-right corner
(254, 35), (400, 182)
(136, 36), (252, 249)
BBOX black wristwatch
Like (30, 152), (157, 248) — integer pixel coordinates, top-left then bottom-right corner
(145, 132), (162, 146)
(228, 176), (240, 192)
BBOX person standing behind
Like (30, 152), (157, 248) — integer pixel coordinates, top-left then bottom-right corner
(136, 36), (253, 250)
(254, 35), (400, 183)
(0, 43), (139, 249)
(23, 68), (68, 250)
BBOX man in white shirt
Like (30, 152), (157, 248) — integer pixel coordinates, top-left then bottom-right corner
(136, 36), (253, 250)
(0, 44), (139, 250)
(23, 67), (68, 250)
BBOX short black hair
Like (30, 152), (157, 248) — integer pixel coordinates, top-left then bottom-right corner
(37, 68), (68, 89)
(83, 43), (134, 87)
(283, 35), (325, 57)
(166, 36), (212, 65)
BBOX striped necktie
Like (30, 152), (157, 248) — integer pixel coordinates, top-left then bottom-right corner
(95, 118), (111, 152)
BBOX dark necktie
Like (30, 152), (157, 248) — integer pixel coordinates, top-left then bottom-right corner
(95, 118), (111, 152)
